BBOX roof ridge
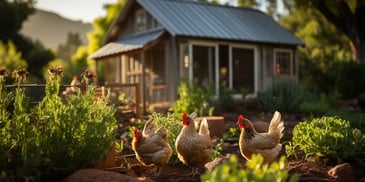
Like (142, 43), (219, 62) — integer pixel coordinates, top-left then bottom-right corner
(156, 0), (264, 13)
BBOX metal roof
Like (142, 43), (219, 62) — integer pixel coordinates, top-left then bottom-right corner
(89, 28), (165, 59)
(137, 0), (303, 45)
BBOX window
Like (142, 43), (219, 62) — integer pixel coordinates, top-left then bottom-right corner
(274, 49), (293, 76)
(135, 9), (146, 32)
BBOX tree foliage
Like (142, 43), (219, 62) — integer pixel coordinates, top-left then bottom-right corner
(72, 0), (126, 84)
(0, 0), (55, 82)
(53, 32), (84, 83)
(293, 0), (365, 63)
(0, 41), (27, 71)
(279, 6), (352, 92)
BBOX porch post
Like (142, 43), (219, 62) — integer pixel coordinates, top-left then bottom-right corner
(141, 51), (146, 115)
(95, 60), (99, 85)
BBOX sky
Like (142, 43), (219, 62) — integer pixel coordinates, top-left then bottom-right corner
(35, 0), (120, 23)
(35, 0), (234, 23)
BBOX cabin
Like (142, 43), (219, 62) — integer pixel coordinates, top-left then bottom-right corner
(89, 0), (304, 114)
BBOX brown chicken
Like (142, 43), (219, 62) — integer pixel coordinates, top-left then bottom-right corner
(175, 112), (212, 177)
(62, 75), (81, 95)
(132, 119), (172, 176)
(237, 111), (284, 163)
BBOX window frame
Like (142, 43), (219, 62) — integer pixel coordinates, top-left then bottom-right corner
(135, 9), (147, 32)
(273, 48), (294, 77)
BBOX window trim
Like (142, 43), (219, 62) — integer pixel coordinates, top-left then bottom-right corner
(273, 48), (293, 77)
(135, 9), (147, 32)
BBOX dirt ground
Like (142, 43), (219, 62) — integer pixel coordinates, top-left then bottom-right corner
(110, 108), (365, 182)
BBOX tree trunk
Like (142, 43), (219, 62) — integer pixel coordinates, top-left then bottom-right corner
(353, 37), (365, 63)
(312, 0), (365, 63)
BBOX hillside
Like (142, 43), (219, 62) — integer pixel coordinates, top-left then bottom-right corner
(20, 9), (92, 50)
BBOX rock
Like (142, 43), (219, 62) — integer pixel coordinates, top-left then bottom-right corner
(196, 116), (225, 138)
(64, 169), (152, 182)
(205, 154), (232, 171)
(328, 163), (356, 182)
(253, 121), (269, 133)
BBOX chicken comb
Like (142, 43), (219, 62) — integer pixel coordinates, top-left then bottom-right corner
(238, 115), (244, 122)
(182, 112), (187, 120)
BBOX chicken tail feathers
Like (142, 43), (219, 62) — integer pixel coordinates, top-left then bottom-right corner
(268, 111), (284, 139)
(143, 119), (157, 136)
(199, 118), (210, 137)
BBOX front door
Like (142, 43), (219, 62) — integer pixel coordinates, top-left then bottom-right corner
(231, 47), (255, 94)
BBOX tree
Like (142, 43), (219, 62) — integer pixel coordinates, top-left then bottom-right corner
(72, 0), (127, 84)
(279, 6), (352, 93)
(0, 0), (34, 41)
(0, 40), (27, 71)
(57, 32), (83, 62)
(294, 0), (365, 63)
(0, 0), (55, 82)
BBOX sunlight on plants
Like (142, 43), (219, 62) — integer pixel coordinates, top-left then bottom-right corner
(201, 154), (298, 182)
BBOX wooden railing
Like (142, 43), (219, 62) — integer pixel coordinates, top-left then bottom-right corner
(4, 83), (142, 118)
(103, 83), (141, 118)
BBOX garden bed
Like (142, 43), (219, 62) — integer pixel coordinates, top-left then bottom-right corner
(80, 108), (365, 182)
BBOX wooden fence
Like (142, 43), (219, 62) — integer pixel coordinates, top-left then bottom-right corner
(4, 83), (141, 118)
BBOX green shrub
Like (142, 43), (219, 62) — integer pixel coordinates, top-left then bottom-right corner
(171, 80), (214, 117)
(257, 78), (313, 112)
(0, 67), (117, 178)
(149, 112), (182, 165)
(325, 109), (365, 132)
(31, 69), (117, 174)
(201, 154), (298, 182)
(219, 88), (235, 111)
(210, 138), (224, 160)
(330, 61), (365, 99)
(286, 116), (365, 163)
(299, 99), (330, 115)
(222, 127), (240, 142)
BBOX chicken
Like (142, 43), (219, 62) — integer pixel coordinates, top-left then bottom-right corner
(175, 112), (212, 177)
(237, 111), (284, 163)
(132, 119), (172, 176)
(62, 75), (81, 95)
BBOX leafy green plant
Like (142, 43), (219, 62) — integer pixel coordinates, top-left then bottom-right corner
(0, 67), (118, 179)
(257, 78), (313, 112)
(222, 127), (240, 142)
(201, 154), (298, 182)
(0, 69), (13, 169)
(150, 112), (182, 165)
(31, 68), (117, 174)
(286, 116), (365, 163)
(219, 88), (235, 111)
(210, 138), (224, 160)
(0, 68), (35, 176)
(299, 100), (330, 115)
(325, 109), (365, 132)
(171, 80), (214, 117)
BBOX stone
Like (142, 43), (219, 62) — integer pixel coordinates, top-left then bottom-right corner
(205, 154), (232, 171)
(64, 169), (152, 182)
(328, 163), (356, 182)
(195, 116), (225, 138)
